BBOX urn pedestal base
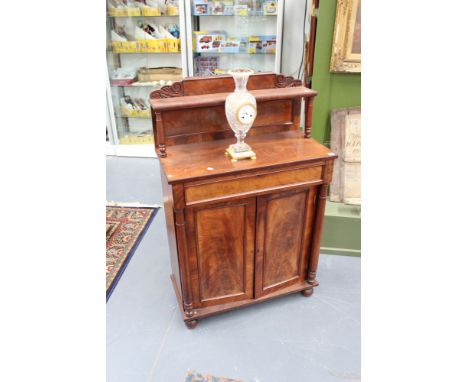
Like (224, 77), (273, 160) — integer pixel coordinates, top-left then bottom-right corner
(225, 146), (256, 162)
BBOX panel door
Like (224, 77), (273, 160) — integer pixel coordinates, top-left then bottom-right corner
(185, 197), (256, 308)
(255, 186), (317, 297)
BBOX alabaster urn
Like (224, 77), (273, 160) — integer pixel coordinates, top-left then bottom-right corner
(225, 68), (257, 161)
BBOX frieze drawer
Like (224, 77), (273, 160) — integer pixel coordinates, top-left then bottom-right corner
(184, 165), (324, 205)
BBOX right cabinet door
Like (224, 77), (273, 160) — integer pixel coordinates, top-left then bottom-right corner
(255, 186), (318, 298)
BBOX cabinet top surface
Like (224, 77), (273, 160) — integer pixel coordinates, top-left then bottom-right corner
(160, 131), (337, 183)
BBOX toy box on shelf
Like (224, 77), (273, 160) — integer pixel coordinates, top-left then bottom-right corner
(166, 3), (179, 15)
(111, 68), (138, 86)
(139, 39), (168, 52)
(142, 6), (162, 16)
(192, 0), (276, 16)
(247, 35), (276, 53)
(120, 96), (151, 118)
(137, 67), (183, 82)
(263, 1), (277, 15)
(193, 31), (274, 54)
(111, 41), (140, 53)
(194, 56), (220, 76)
(194, 31), (226, 52)
(218, 38), (241, 53)
(111, 38), (180, 53)
(108, 6), (141, 17)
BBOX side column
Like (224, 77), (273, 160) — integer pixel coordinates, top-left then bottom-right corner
(172, 184), (194, 318)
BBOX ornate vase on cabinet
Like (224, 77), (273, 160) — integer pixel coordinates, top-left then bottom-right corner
(150, 73), (337, 329)
(224, 68), (257, 161)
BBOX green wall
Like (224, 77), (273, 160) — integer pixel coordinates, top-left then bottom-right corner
(311, 0), (361, 145)
(312, 1), (361, 256)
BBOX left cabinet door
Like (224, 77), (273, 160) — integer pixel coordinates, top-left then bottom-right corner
(185, 197), (256, 308)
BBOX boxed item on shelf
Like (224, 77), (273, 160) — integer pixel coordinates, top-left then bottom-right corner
(190, 0), (275, 16)
(111, 38), (180, 53)
(166, 4), (179, 15)
(195, 56), (220, 76)
(247, 36), (261, 53)
(194, 0), (209, 15)
(223, 2), (234, 15)
(194, 31), (226, 52)
(108, 7), (141, 16)
(111, 68), (137, 85)
(120, 96), (151, 118)
(263, 0), (277, 15)
(139, 39), (168, 52)
(233, 4), (248, 16)
(108, 0), (142, 16)
(247, 35), (276, 53)
(210, 1), (224, 14)
(137, 67), (183, 82)
(142, 6), (161, 16)
(166, 38), (180, 52)
(218, 38), (240, 53)
(111, 40), (140, 53)
(263, 35), (276, 53)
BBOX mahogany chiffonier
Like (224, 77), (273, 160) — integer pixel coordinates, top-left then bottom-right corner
(150, 73), (337, 329)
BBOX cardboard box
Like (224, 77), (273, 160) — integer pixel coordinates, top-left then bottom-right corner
(194, 31), (226, 52)
(263, 1), (278, 15)
(219, 38), (240, 53)
(194, 0), (209, 15)
(137, 67), (183, 82)
(248, 35), (276, 53)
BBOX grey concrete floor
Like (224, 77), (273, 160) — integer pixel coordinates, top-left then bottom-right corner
(106, 156), (361, 382)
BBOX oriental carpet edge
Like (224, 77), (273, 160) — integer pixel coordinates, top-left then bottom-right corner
(106, 205), (158, 301)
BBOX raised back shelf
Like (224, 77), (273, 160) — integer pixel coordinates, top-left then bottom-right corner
(149, 73), (317, 157)
(150, 86), (317, 111)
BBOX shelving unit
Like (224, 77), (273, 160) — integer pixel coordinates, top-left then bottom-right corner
(184, 0), (284, 76)
(106, 1), (188, 157)
(106, 1), (285, 157)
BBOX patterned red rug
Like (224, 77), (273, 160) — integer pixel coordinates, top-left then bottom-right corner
(106, 206), (158, 301)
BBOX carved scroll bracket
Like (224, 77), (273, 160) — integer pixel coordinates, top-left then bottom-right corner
(275, 74), (302, 88)
(150, 81), (184, 99)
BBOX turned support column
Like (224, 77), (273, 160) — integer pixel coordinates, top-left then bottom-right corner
(172, 184), (194, 317)
(154, 111), (167, 158)
(307, 160), (334, 286)
(307, 183), (328, 286)
(304, 96), (314, 139)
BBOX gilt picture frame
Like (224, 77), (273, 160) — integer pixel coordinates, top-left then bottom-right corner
(330, 0), (361, 73)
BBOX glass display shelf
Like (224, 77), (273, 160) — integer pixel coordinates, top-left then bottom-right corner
(115, 114), (152, 119)
(195, 14), (276, 17)
(107, 50), (181, 54)
(185, 0), (283, 76)
(106, 0), (187, 155)
(107, 14), (179, 17)
(196, 51), (275, 55)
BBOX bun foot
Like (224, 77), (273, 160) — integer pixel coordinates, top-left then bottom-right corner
(301, 288), (314, 297)
(185, 319), (198, 329)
